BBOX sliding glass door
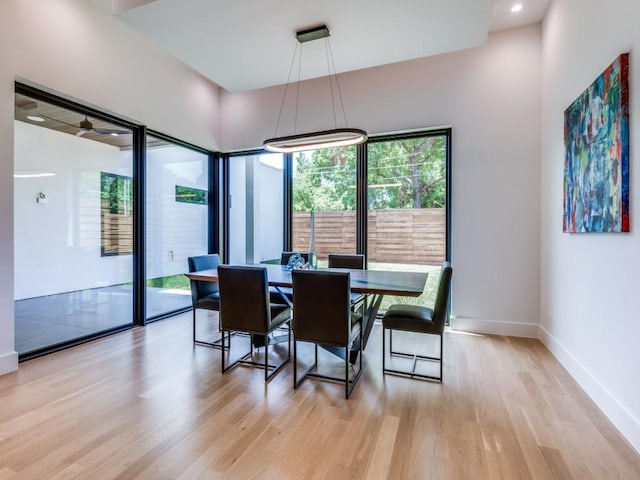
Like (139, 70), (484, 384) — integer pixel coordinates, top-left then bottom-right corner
(228, 152), (284, 264)
(145, 135), (210, 320)
(291, 146), (357, 266)
(14, 90), (135, 357)
(367, 133), (449, 309)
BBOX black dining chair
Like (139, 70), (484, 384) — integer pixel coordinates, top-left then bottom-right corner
(218, 265), (292, 383)
(382, 261), (452, 381)
(327, 253), (367, 311)
(291, 269), (363, 399)
(327, 253), (365, 270)
(188, 254), (222, 348)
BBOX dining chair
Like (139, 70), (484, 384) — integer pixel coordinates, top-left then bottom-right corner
(291, 269), (363, 399)
(382, 261), (452, 381)
(327, 253), (367, 311)
(218, 265), (292, 383)
(188, 254), (221, 348)
(327, 253), (365, 270)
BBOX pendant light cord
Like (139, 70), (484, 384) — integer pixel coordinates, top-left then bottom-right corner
(326, 37), (349, 128)
(273, 43), (300, 138)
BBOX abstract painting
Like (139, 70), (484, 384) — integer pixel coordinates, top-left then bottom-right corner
(563, 53), (629, 232)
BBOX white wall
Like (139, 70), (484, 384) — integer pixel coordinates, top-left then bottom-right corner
(255, 159), (284, 263)
(221, 26), (543, 337)
(14, 120), (133, 299)
(0, 0), (221, 375)
(541, 0), (640, 454)
(228, 155), (284, 264)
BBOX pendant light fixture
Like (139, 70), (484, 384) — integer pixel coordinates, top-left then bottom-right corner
(263, 25), (367, 153)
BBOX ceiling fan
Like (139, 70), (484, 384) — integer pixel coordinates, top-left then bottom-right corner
(29, 109), (131, 137)
(75, 116), (130, 137)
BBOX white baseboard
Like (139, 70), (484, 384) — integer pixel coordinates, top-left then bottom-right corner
(539, 326), (640, 455)
(450, 316), (539, 338)
(0, 351), (18, 376)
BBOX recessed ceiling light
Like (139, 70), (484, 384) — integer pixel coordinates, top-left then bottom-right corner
(26, 115), (45, 122)
(511, 4), (523, 13)
(110, 132), (119, 137)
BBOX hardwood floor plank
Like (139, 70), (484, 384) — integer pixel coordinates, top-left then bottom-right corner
(1, 314), (639, 479)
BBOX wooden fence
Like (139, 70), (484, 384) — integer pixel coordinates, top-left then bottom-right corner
(101, 200), (133, 256)
(292, 208), (445, 265)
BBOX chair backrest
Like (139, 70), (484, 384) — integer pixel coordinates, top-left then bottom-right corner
(432, 261), (453, 330)
(328, 253), (365, 270)
(218, 265), (270, 334)
(187, 254), (220, 305)
(292, 270), (351, 346)
(280, 251), (310, 265)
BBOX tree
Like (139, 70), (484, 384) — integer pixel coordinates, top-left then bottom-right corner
(292, 135), (446, 212)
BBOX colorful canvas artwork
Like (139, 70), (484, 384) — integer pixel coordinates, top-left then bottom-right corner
(563, 53), (629, 232)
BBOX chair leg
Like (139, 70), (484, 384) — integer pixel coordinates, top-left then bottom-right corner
(440, 333), (443, 381)
(294, 339), (318, 390)
(382, 326), (386, 374)
(344, 347), (349, 399)
(263, 343), (268, 383)
(221, 328), (227, 374)
(293, 338), (298, 390)
(383, 328), (443, 382)
(193, 308), (197, 343)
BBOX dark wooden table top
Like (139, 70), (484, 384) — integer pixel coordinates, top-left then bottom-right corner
(186, 264), (428, 297)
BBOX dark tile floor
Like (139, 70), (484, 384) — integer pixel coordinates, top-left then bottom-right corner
(15, 285), (191, 354)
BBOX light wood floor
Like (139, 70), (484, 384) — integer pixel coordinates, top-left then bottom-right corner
(0, 312), (639, 480)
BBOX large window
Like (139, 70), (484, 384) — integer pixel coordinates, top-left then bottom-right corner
(292, 146), (357, 265)
(145, 135), (210, 320)
(367, 133), (449, 309)
(14, 84), (218, 360)
(282, 130), (450, 309)
(14, 90), (135, 357)
(228, 152), (284, 264)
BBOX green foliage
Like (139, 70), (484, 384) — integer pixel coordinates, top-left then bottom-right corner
(292, 147), (357, 212)
(175, 185), (207, 205)
(146, 274), (190, 289)
(292, 136), (446, 212)
(101, 172), (133, 215)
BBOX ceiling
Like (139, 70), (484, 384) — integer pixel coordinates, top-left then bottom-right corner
(90, 0), (551, 93)
(15, 93), (135, 149)
(16, 0), (550, 149)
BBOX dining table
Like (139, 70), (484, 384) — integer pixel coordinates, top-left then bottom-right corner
(186, 263), (428, 363)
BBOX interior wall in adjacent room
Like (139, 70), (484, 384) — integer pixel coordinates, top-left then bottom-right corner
(541, 0), (640, 453)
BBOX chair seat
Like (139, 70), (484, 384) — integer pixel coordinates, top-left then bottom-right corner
(382, 304), (439, 334)
(194, 292), (220, 311)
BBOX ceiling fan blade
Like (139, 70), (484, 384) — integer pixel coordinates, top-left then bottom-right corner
(93, 127), (130, 135)
(76, 129), (88, 137)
